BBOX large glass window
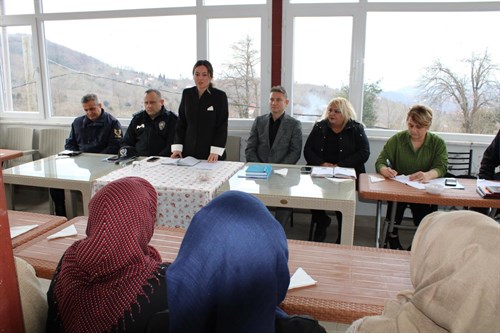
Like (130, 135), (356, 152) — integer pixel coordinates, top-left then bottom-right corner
(41, 0), (193, 13)
(292, 16), (352, 122)
(208, 17), (261, 119)
(1, 0), (34, 15)
(0, 26), (39, 112)
(44, 16), (196, 118)
(365, 12), (500, 134)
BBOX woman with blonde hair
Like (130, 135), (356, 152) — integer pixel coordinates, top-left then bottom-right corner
(304, 97), (370, 243)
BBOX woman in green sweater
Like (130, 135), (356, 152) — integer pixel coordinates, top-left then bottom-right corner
(375, 104), (448, 249)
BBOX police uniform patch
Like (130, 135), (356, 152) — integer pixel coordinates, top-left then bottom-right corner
(159, 121), (165, 131)
(114, 128), (122, 138)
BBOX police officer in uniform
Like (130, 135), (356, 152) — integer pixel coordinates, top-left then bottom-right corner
(122, 89), (177, 157)
(51, 93), (123, 216)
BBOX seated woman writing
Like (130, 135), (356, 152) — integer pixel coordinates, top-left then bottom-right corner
(375, 104), (447, 249)
(46, 177), (168, 333)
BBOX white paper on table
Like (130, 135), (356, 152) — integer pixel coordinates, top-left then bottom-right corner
(192, 161), (221, 170)
(370, 175), (385, 183)
(393, 175), (426, 190)
(47, 225), (78, 240)
(326, 177), (351, 183)
(10, 224), (38, 238)
(274, 168), (288, 177)
(288, 267), (317, 290)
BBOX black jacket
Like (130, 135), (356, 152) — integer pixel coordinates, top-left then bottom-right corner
(479, 130), (500, 180)
(304, 119), (370, 176)
(65, 110), (122, 154)
(175, 86), (228, 160)
(122, 106), (178, 157)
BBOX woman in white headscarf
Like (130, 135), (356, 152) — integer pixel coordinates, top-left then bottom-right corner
(347, 210), (500, 333)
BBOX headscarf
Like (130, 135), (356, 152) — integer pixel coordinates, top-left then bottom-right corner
(53, 177), (162, 333)
(167, 190), (290, 333)
(347, 210), (500, 333)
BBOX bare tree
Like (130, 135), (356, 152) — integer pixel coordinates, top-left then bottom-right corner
(220, 35), (260, 119)
(419, 50), (499, 133)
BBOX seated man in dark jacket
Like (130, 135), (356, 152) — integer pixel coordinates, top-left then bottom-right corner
(479, 129), (500, 180)
(122, 88), (178, 157)
(50, 93), (122, 216)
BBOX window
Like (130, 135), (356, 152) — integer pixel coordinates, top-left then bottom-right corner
(41, 0), (193, 13)
(0, 26), (40, 113)
(0, 0), (270, 120)
(283, 1), (500, 134)
(291, 16), (352, 122)
(365, 11), (500, 134)
(44, 16), (196, 117)
(208, 17), (262, 119)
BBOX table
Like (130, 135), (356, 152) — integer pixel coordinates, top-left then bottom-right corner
(2, 153), (125, 217)
(358, 173), (500, 247)
(0, 149), (23, 163)
(216, 164), (357, 245)
(92, 159), (245, 227)
(15, 216), (411, 324)
(8, 210), (69, 250)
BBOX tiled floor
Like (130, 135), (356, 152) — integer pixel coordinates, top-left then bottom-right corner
(13, 185), (416, 333)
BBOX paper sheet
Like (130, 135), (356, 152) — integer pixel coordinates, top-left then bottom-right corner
(47, 225), (78, 240)
(10, 224), (38, 238)
(288, 267), (317, 290)
(273, 168), (288, 177)
(370, 175), (385, 183)
(326, 177), (351, 183)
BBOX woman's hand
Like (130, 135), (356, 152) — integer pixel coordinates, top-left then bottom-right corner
(380, 166), (398, 178)
(207, 153), (219, 163)
(409, 171), (431, 183)
(171, 151), (182, 159)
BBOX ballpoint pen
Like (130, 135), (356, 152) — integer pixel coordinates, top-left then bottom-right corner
(386, 159), (392, 169)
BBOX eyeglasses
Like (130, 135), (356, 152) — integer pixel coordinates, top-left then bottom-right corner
(328, 108), (342, 114)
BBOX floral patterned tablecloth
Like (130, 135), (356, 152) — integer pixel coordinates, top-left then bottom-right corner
(92, 159), (245, 228)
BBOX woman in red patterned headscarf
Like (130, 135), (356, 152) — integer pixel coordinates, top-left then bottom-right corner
(46, 177), (168, 333)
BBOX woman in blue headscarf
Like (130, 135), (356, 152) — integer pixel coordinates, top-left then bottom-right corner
(167, 191), (326, 333)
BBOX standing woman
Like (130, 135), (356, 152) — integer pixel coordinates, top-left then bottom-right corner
(171, 60), (228, 162)
(304, 97), (370, 243)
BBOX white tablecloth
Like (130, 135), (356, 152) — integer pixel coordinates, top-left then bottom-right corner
(92, 159), (244, 228)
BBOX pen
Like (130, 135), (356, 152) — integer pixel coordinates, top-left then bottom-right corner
(386, 159), (392, 169)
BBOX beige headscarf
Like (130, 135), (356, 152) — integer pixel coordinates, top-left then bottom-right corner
(347, 210), (500, 333)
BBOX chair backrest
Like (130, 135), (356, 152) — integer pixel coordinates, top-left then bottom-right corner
(225, 135), (241, 162)
(3, 127), (35, 167)
(446, 149), (473, 177)
(38, 128), (70, 158)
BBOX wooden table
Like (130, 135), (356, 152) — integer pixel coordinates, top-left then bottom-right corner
(15, 216), (411, 324)
(358, 173), (500, 247)
(0, 149), (23, 162)
(8, 210), (68, 250)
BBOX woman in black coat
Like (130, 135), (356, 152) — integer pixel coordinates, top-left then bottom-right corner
(304, 97), (370, 243)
